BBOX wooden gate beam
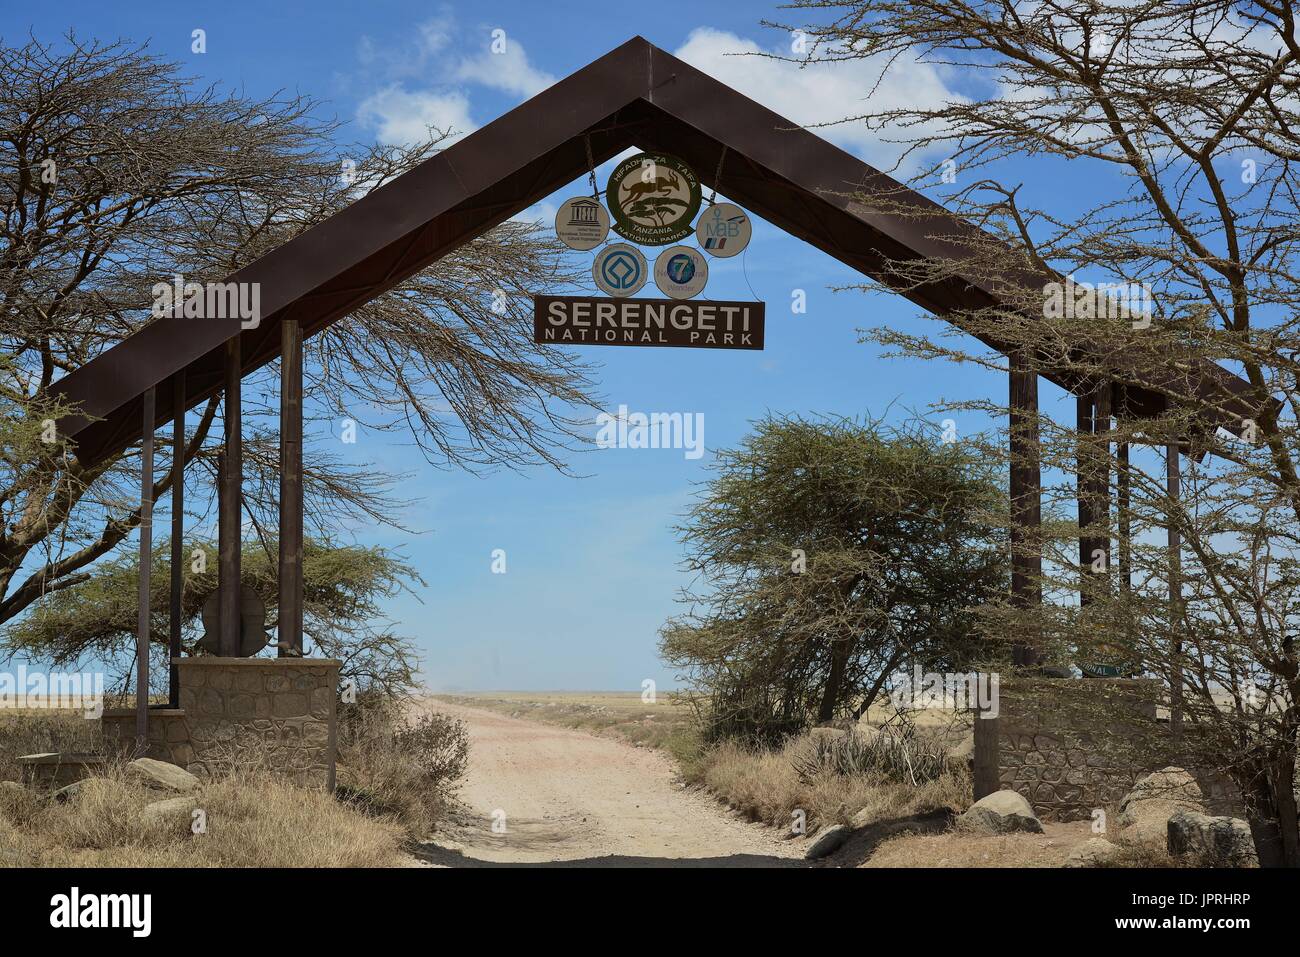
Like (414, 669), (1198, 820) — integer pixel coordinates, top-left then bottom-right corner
(1168, 442), (1184, 742)
(1009, 350), (1042, 667)
(136, 387), (155, 747)
(278, 319), (304, 656)
(168, 372), (185, 707)
(218, 338), (242, 657)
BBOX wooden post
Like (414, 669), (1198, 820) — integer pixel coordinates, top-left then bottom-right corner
(1092, 383), (1111, 583)
(219, 337), (242, 657)
(1168, 441), (1184, 743)
(1009, 351), (1041, 667)
(1117, 441), (1131, 600)
(169, 373), (185, 707)
(136, 387), (156, 748)
(1077, 390), (1096, 605)
(278, 319), (304, 656)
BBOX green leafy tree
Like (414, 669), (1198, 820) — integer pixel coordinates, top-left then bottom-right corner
(660, 414), (1007, 743)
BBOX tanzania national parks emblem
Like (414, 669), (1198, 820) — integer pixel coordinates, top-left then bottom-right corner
(606, 152), (702, 246)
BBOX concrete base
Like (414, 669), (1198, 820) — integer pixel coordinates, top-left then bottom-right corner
(16, 752), (105, 790)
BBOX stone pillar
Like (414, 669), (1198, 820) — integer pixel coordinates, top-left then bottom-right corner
(105, 658), (341, 790)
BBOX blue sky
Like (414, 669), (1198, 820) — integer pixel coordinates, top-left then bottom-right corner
(11, 0), (1110, 691)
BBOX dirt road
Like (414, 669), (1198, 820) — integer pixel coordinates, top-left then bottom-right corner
(411, 699), (802, 867)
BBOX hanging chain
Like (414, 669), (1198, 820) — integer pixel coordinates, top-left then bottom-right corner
(708, 146), (728, 206)
(584, 133), (599, 199)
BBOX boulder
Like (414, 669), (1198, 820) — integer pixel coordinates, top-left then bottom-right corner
(957, 789), (1044, 834)
(1064, 837), (1121, 868)
(805, 824), (850, 860)
(141, 796), (197, 824)
(1167, 809), (1258, 867)
(125, 758), (199, 793)
(1118, 767), (1204, 842)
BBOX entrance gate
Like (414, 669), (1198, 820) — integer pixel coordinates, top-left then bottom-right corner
(50, 37), (1261, 772)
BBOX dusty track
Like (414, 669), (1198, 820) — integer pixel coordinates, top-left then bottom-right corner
(410, 699), (802, 867)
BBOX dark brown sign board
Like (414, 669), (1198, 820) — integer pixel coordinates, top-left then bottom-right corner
(534, 295), (765, 350)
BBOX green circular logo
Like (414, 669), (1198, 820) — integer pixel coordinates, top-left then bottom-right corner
(606, 152), (701, 246)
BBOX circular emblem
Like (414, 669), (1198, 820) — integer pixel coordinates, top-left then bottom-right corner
(592, 243), (648, 297)
(606, 152), (702, 246)
(554, 196), (610, 251)
(695, 202), (752, 258)
(654, 245), (709, 300)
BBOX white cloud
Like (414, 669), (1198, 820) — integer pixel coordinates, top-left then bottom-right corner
(455, 42), (555, 99)
(354, 18), (555, 147)
(357, 86), (476, 146)
(672, 28), (963, 172)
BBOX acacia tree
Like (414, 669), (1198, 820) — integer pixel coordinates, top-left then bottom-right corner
(660, 414), (1007, 743)
(0, 35), (597, 626)
(3, 538), (422, 698)
(775, 0), (1300, 864)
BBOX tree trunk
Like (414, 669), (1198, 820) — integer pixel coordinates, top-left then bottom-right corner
(1244, 751), (1300, 867)
(818, 636), (851, 724)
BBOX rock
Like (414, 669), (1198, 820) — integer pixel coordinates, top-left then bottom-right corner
(947, 734), (974, 769)
(850, 807), (876, 829)
(1121, 767), (1203, 810)
(1065, 837), (1121, 868)
(1118, 767), (1204, 842)
(957, 789), (1044, 834)
(1167, 809), (1257, 867)
(805, 824), (850, 860)
(141, 796), (197, 823)
(125, 758), (199, 793)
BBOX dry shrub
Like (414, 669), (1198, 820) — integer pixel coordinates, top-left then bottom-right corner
(0, 763), (406, 868)
(699, 732), (970, 831)
(792, 727), (951, 786)
(336, 697), (468, 838)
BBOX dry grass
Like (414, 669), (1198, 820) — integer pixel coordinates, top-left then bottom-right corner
(433, 691), (694, 751)
(865, 823), (1181, 868)
(0, 763), (407, 867)
(866, 821), (1092, 867)
(694, 734), (971, 831)
(0, 697), (467, 867)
